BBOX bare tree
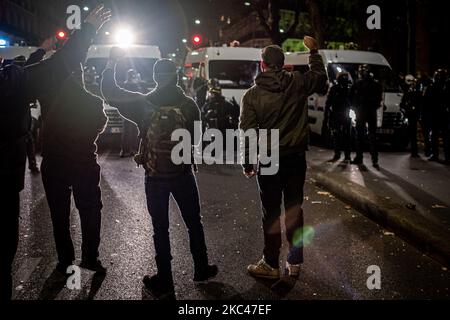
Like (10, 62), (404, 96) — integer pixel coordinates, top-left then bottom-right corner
(305, 0), (325, 47)
(255, 0), (301, 46)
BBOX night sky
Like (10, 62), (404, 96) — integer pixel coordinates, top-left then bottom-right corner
(75, 0), (255, 54)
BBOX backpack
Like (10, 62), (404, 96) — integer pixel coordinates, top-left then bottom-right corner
(134, 102), (189, 176)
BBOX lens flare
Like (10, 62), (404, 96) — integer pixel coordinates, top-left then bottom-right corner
(293, 226), (316, 248)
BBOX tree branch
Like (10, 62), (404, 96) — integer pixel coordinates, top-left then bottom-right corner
(255, 4), (272, 36)
(285, 0), (301, 39)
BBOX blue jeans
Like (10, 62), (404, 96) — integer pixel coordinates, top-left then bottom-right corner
(145, 170), (208, 279)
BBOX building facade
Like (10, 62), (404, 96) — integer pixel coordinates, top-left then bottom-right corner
(0, 0), (71, 45)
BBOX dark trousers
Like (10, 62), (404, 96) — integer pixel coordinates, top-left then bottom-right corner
(26, 118), (39, 169)
(0, 188), (20, 300)
(407, 113), (419, 155)
(41, 158), (103, 265)
(145, 170), (208, 279)
(257, 153), (307, 268)
(121, 120), (138, 154)
(431, 116), (450, 161)
(331, 113), (351, 158)
(355, 111), (378, 163)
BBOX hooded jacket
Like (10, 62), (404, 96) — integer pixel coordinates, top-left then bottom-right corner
(239, 53), (327, 162)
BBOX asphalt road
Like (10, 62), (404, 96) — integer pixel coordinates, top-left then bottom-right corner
(12, 150), (450, 300)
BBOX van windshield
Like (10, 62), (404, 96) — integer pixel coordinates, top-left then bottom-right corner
(209, 60), (260, 89)
(85, 57), (158, 89)
(328, 63), (401, 93)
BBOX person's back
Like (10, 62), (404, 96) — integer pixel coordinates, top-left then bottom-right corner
(42, 73), (107, 163)
(353, 76), (383, 113)
(240, 41), (328, 280)
(242, 67), (327, 157)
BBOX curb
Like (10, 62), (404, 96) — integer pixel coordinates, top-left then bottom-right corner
(309, 166), (450, 267)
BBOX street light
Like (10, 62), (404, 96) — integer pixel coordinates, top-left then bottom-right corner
(182, 38), (187, 44)
(83, 6), (89, 12)
(195, 19), (201, 25)
(115, 28), (135, 48)
(244, 2), (251, 6)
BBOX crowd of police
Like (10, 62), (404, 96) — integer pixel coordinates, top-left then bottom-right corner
(324, 67), (450, 167)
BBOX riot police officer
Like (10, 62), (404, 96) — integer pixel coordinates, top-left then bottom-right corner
(351, 64), (383, 168)
(423, 69), (450, 163)
(325, 72), (352, 162)
(202, 79), (239, 133)
(400, 75), (421, 157)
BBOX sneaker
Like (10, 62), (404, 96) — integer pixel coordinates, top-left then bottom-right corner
(143, 274), (174, 295)
(194, 265), (218, 282)
(247, 258), (280, 279)
(80, 259), (107, 274)
(286, 262), (301, 278)
(55, 262), (72, 277)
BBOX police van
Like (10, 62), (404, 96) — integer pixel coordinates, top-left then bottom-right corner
(284, 50), (407, 147)
(84, 45), (161, 136)
(184, 47), (262, 106)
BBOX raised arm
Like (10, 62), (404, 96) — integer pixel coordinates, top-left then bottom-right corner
(100, 47), (148, 124)
(24, 5), (111, 101)
(299, 36), (328, 96)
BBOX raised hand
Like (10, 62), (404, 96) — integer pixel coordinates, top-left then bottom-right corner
(304, 36), (319, 51)
(85, 4), (112, 32)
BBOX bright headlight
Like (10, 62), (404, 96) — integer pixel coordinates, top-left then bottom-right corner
(115, 28), (135, 48)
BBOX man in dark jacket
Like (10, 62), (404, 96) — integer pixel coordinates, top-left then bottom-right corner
(351, 64), (383, 168)
(400, 75), (421, 157)
(101, 50), (217, 296)
(325, 72), (352, 162)
(40, 66), (107, 274)
(120, 69), (142, 158)
(0, 4), (111, 300)
(240, 38), (327, 279)
(423, 69), (450, 164)
(202, 79), (240, 132)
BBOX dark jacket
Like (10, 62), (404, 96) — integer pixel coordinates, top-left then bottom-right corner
(325, 84), (352, 117)
(239, 53), (327, 160)
(351, 77), (383, 113)
(101, 67), (201, 174)
(0, 24), (96, 191)
(41, 74), (107, 164)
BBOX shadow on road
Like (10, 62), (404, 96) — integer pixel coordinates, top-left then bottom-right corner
(38, 269), (66, 300)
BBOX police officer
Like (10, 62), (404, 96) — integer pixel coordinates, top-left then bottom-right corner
(120, 69), (142, 157)
(325, 72), (352, 162)
(400, 75), (421, 158)
(351, 64), (383, 168)
(423, 69), (450, 163)
(0, 4), (111, 300)
(202, 79), (240, 133)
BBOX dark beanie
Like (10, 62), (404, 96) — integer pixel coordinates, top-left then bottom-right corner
(262, 45), (285, 70)
(153, 59), (178, 87)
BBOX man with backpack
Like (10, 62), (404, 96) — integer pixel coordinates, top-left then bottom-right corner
(101, 48), (217, 296)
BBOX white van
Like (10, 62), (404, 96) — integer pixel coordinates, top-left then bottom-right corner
(284, 50), (407, 147)
(0, 46), (54, 63)
(85, 44), (161, 135)
(184, 47), (262, 106)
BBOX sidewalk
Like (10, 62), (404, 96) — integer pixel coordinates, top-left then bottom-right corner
(307, 146), (450, 266)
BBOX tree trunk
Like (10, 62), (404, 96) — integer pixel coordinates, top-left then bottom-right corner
(305, 0), (325, 47)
